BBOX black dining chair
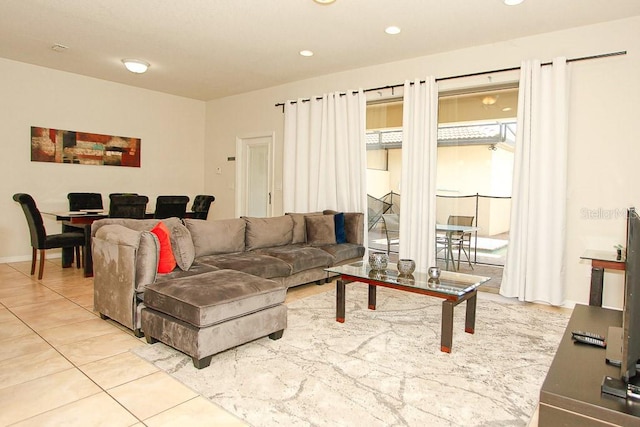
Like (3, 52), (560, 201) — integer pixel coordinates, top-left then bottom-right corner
(108, 194), (149, 219)
(67, 192), (103, 211)
(191, 195), (215, 220)
(154, 195), (190, 219)
(13, 193), (85, 280)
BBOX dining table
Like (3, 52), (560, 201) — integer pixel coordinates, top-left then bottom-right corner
(42, 209), (198, 277)
(42, 210), (108, 277)
(436, 223), (479, 271)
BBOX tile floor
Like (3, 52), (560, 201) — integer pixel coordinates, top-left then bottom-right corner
(0, 258), (549, 426)
(0, 259), (298, 426)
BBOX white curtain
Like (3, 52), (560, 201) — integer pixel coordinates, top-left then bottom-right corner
(399, 77), (439, 272)
(283, 91), (367, 213)
(500, 58), (568, 305)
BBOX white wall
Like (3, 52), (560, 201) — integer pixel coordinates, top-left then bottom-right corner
(0, 58), (206, 261)
(205, 16), (640, 308)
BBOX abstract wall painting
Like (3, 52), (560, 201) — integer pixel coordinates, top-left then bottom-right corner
(31, 127), (141, 167)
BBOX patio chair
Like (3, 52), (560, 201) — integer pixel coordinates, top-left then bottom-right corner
(447, 215), (475, 270)
(367, 194), (392, 230)
(381, 214), (400, 254)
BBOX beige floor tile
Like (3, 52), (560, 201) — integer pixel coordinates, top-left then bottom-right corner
(0, 307), (15, 322)
(38, 317), (120, 347)
(11, 392), (140, 427)
(0, 368), (101, 425)
(109, 371), (198, 420)
(145, 396), (248, 427)
(0, 283), (64, 308)
(0, 316), (33, 340)
(0, 332), (51, 362)
(0, 347), (73, 390)
(11, 299), (97, 331)
(68, 292), (95, 309)
(0, 274), (38, 289)
(80, 351), (159, 390)
(56, 331), (145, 365)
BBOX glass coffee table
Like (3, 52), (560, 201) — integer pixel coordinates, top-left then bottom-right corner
(326, 261), (490, 353)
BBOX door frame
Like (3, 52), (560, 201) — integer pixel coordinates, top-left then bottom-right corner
(235, 132), (275, 218)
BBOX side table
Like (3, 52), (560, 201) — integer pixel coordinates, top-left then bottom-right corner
(580, 250), (625, 307)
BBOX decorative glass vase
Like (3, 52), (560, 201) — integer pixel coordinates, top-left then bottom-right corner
(368, 252), (388, 271)
(397, 259), (416, 275)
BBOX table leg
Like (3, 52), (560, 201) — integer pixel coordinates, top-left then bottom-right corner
(465, 291), (477, 334)
(368, 284), (377, 310)
(83, 224), (93, 277)
(61, 223), (75, 268)
(441, 300), (454, 353)
(336, 279), (345, 323)
(589, 267), (604, 307)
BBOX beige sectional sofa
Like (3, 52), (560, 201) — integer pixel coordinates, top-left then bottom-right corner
(91, 211), (365, 342)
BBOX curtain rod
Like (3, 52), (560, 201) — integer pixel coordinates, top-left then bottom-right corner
(274, 50), (626, 109)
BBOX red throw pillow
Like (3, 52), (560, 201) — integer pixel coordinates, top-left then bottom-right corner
(150, 221), (176, 273)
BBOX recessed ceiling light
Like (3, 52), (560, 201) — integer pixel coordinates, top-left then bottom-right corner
(299, 50), (314, 57)
(122, 59), (150, 74)
(504, 0), (524, 5)
(482, 95), (498, 105)
(313, 0), (336, 4)
(385, 26), (401, 35)
(502, 107), (513, 112)
(51, 43), (68, 53)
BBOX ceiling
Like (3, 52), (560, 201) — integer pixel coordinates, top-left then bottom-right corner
(1, 0), (639, 101)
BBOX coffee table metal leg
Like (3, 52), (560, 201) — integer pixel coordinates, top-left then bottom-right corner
(368, 284), (376, 310)
(465, 291), (477, 334)
(441, 300), (454, 353)
(336, 279), (345, 323)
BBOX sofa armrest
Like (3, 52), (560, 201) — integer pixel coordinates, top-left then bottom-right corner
(92, 224), (159, 332)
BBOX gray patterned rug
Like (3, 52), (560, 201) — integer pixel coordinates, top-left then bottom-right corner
(133, 283), (570, 426)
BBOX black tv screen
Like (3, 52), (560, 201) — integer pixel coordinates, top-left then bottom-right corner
(622, 207), (640, 381)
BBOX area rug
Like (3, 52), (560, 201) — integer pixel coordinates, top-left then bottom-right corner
(132, 284), (570, 426)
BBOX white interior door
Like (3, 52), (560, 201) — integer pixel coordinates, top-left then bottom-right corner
(236, 134), (274, 217)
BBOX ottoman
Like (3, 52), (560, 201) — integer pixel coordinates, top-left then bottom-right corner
(141, 269), (287, 369)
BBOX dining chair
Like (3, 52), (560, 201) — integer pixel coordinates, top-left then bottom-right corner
(191, 195), (215, 220)
(108, 194), (149, 219)
(154, 195), (190, 219)
(381, 214), (400, 254)
(13, 193), (85, 280)
(67, 192), (103, 211)
(447, 215), (475, 270)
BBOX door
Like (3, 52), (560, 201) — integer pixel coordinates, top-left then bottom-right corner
(236, 134), (274, 217)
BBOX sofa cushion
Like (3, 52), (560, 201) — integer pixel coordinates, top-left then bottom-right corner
(244, 215), (293, 250)
(150, 221), (177, 273)
(154, 262), (219, 284)
(319, 243), (366, 264)
(196, 252), (292, 279)
(185, 218), (245, 257)
(164, 221), (195, 271)
(305, 215), (337, 246)
(144, 269), (286, 328)
(256, 244), (334, 274)
(286, 212), (322, 244)
(334, 212), (346, 244)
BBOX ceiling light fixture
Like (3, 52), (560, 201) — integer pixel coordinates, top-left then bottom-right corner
(51, 43), (68, 53)
(122, 59), (150, 74)
(313, 0), (336, 4)
(481, 95), (498, 105)
(385, 26), (401, 35)
(299, 50), (314, 57)
(504, 0), (524, 5)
